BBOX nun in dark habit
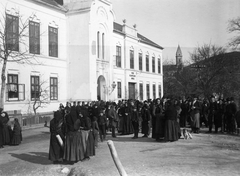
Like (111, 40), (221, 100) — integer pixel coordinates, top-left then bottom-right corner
(49, 111), (65, 163)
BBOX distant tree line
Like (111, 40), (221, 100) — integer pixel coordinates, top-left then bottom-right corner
(163, 17), (240, 100)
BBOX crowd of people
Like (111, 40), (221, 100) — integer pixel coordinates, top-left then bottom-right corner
(48, 97), (180, 164)
(0, 108), (22, 148)
(178, 95), (238, 134)
(1, 94), (238, 163)
(48, 95), (239, 164)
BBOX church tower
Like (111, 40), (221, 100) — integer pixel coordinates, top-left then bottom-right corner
(176, 45), (182, 66)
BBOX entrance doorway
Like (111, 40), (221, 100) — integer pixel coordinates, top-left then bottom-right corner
(97, 75), (106, 101)
(128, 83), (135, 99)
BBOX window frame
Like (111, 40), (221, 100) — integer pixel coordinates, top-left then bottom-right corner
(139, 53), (142, 71)
(139, 83), (143, 100)
(29, 21), (40, 54)
(153, 84), (156, 99)
(116, 46), (121, 67)
(7, 74), (18, 99)
(97, 31), (100, 58)
(50, 77), (58, 100)
(31, 75), (40, 100)
(158, 84), (161, 98)
(158, 58), (161, 74)
(102, 33), (104, 59)
(130, 50), (134, 69)
(49, 26), (58, 57)
(152, 56), (155, 73)
(6, 14), (19, 51)
(117, 81), (122, 98)
(146, 55), (149, 72)
(146, 84), (150, 100)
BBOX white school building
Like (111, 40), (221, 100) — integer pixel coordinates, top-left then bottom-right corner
(0, 0), (163, 114)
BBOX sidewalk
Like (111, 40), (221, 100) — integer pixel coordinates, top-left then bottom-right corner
(22, 123), (46, 131)
(21, 125), (49, 138)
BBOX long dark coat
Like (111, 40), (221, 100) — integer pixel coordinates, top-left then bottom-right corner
(164, 106), (179, 142)
(108, 107), (118, 128)
(11, 121), (22, 145)
(141, 106), (151, 135)
(123, 105), (133, 134)
(215, 103), (225, 128)
(63, 112), (85, 162)
(1, 112), (11, 145)
(49, 111), (65, 162)
(154, 104), (164, 139)
(0, 120), (4, 147)
(131, 109), (139, 132)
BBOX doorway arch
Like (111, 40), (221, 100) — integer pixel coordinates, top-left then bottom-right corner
(97, 75), (106, 101)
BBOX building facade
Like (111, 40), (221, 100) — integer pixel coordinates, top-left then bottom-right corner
(0, 0), (163, 114)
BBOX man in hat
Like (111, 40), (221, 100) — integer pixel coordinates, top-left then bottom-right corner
(208, 96), (217, 133)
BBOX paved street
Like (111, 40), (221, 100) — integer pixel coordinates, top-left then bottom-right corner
(0, 127), (240, 176)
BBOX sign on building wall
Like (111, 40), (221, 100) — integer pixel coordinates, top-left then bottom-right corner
(128, 71), (136, 82)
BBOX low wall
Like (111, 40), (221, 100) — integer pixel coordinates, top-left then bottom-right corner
(7, 110), (54, 127)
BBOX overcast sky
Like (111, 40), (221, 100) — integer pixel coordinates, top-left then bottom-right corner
(111, 0), (240, 63)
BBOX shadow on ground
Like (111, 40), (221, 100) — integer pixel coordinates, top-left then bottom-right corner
(9, 152), (52, 165)
(107, 133), (166, 143)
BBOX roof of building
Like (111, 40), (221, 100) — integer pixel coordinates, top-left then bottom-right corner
(29, 1), (163, 50)
(63, 0), (93, 12)
(30, 0), (67, 11)
(113, 22), (163, 50)
(176, 45), (182, 57)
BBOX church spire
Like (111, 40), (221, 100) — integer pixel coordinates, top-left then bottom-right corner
(176, 45), (182, 66)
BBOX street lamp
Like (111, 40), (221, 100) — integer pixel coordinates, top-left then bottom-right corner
(103, 81), (117, 95)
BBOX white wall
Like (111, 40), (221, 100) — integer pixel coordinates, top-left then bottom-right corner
(0, 0), (68, 114)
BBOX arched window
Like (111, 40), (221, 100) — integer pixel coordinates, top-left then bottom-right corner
(152, 56), (155, 73)
(102, 33), (104, 59)
(97, 31), (100, 58)
(130, 49), (134, 69)
(146, 54), (149, 72)
(139, 50), (142, 71)
(116, 45), (121, 67)
(153, 84), (156, 99)
(158, 57), (161, 74)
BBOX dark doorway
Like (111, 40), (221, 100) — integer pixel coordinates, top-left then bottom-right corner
(128, 83), (135, 99)
(97, 75), (106, 101)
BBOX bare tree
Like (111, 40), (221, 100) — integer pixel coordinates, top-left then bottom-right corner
(163, 58), (195, 98)
(32, 80), (50, 116)
(189, 44), (227, 96)
(163, 64), (195, 98)
(0, 8), (39, 109)
(189, 43), (240, 98)
(228, 17), (240, 50)
(163, 43), (239, 98)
